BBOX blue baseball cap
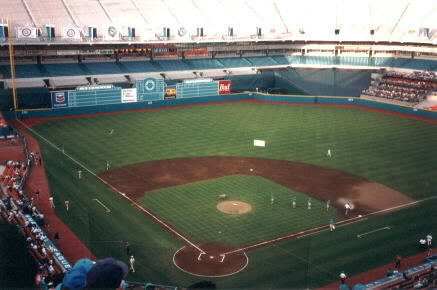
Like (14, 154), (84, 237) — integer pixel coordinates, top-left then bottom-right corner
(61, 259), (94, 289)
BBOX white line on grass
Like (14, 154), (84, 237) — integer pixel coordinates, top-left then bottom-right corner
(92, 198), (111, 213)
(222, 195), (437, 256)
(357, 226), (391, 238)
(19, 120), (206, 255)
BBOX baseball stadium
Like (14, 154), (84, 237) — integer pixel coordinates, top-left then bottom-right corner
(0, 0), (436, 289)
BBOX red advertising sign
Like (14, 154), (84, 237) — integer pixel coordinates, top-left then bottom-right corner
(218, 80), (231, 95)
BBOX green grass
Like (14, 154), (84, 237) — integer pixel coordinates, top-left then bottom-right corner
(29, 102), (437, 288)
(140, 175), (336, 246)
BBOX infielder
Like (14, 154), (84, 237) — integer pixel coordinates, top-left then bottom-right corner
(64, 200), (70, 211)
(129, 255), (135, 272)
(78, 170), (82, 179)
(345, 203), (351, 215)
(106, 161), (110, 171)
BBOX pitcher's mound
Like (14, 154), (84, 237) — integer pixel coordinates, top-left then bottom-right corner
(217, 201), (252, 215)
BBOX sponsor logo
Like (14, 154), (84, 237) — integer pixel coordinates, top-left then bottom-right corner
(55, 93), (65, 103)
(21, 28), (32, 37)
(178, 27), (187, 37)
(218, 80), (231, 94)
(108, 26), (117, 37)
(145, 79), (156, 91)
(66, 29), (76, 38)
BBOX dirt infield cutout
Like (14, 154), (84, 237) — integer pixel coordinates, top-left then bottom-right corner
(173, 243), (249, 277)
(216, 201), (252, 215)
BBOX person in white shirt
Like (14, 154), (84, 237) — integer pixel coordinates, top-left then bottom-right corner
(129, 255), (136, 272)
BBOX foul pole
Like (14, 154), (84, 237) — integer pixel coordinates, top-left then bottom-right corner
(7, 19), (18, 110)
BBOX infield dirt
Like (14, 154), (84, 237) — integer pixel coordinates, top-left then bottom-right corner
(100, 156), (413, 219)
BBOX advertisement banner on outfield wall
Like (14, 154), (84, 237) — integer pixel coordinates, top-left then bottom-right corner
(51, 91), (69, 108)
(121, 88), (138, 103)
(218, 80), (231, 94)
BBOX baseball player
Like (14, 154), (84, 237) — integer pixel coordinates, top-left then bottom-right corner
(345, 203), (351, 215)
(427, 234), (432, 246)
(270, 194), (275, 205)
(49, 197), (55, 208)
(129, 255), (135, 272)
(64, 200), (70, 211)
(292, 197), (296, 208)
(109, 128), (114, 135)
(339, 271), (347, 284)
(307, 198), (312, 210)
(329, 218), (336, 231)
(327, 149), (332, 158)
(326, 200), (331, 211)
(78, 170), (82, 179)
(106, 161), (110, 171)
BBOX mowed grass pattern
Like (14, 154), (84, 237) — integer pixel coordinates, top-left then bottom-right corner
(140, 175), (336, 246)
(29, 102), (437, 288)
(32, 103), (437, 200)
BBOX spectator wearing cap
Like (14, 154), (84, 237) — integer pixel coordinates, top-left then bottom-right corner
(55, 258), (94, 290)
(87, 257), (128, 289)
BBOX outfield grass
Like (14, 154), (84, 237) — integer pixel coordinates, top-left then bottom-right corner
(140, 175), (336, 246)
(29, 102), (437, 288)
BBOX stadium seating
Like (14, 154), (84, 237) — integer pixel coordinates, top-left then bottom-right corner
(216, 57), (253, 68)
(44, 63), (85, 77)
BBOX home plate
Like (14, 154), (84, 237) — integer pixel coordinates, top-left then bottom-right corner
(209, 256), (214, 259)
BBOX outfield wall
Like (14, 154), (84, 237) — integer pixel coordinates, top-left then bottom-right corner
(4, 93), (437, 120)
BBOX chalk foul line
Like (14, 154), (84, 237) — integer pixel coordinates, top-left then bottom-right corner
(18, 120), (206, 255)
(357, 226), (391, 238)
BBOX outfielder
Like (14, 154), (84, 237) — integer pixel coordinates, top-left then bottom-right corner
(292, 197), (296, 208)
(78, 170), (82, 179)
(326, 200), (330, 211)
(327, 149), (332, 158)
(307, 198), (312, 210)
(64, 200), (70, 211)
(270, 194), (275, 205)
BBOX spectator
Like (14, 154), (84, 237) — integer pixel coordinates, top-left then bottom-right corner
(55, 258), (94, 290)
(86, 257), (128, 289)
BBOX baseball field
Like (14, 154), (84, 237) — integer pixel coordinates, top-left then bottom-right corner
(27, 101), (436, 288)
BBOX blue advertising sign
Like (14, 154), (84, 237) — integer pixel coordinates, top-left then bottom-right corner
(51, 91), (69, 108)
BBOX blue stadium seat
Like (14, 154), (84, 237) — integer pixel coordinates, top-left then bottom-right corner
(44, 63), (85, 77)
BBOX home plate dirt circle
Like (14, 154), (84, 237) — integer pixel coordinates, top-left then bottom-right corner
(173, 243), (248, 277)
(216, 201), (252, 215)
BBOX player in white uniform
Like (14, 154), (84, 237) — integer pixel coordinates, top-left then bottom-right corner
(129, 255), (136, 272)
